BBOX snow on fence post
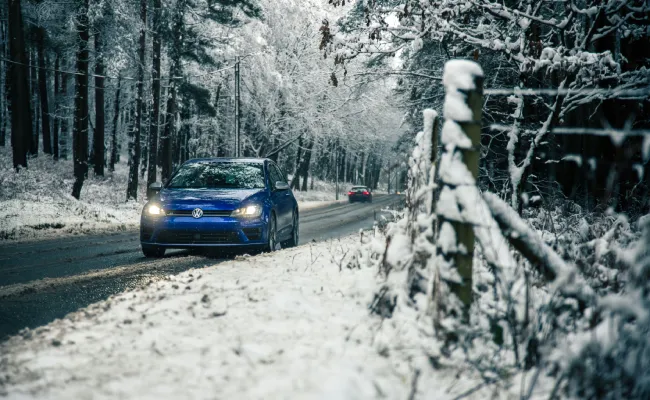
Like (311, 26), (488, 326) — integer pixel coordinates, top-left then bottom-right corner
(435, 60), (483, 322)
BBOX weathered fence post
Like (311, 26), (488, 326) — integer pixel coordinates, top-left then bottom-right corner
(435, 60), (483, 322)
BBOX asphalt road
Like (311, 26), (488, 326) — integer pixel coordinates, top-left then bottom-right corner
(0, 195), (400, 340)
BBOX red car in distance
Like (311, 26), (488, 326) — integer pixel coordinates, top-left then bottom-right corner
(348, 186), (372, 203)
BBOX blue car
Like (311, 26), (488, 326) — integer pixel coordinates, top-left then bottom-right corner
(140, 158), (299, 257)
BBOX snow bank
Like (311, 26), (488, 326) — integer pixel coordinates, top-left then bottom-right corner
(0, 148), (145, 241)
(0, 237), (410, 399)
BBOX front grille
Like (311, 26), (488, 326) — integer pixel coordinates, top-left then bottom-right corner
(166, 210), (232, 217)
(157, 230), (240, 244)
(242, 228), (262, 241)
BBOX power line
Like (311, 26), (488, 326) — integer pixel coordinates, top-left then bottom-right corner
(0, 56), (237, 82)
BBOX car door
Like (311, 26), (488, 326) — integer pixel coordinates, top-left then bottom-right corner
(268, 163), (292, 235)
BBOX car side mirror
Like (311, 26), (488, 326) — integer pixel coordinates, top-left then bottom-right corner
(147, 182), (163, 199)
(275, 181), (290, 191)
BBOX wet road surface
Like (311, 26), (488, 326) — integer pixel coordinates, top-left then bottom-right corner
(0, 195), (400, 340)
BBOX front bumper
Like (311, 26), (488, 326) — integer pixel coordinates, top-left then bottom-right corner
(140, 214), (268, 247)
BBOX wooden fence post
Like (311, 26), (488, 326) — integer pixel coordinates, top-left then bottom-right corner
(435, 60), (484, 322)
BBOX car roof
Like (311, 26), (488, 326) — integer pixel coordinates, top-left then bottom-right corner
(185, 157), (268, 164)
(351, 186), (368, 189)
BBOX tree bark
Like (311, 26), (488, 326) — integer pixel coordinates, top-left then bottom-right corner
(140, 101), (149, 178)
(93, 32), (105, 176)
(52, 54), (59, 159)
(29, 49), (38, 156)
(301, 138), (314, 191)
(36, 27), (52, 155)
(71, 0), (90, 199)
(109, 74), (121, 172)
(58, 64), (68, 160)
(7, 0), (32, 169)
(147, 0), (162, 186)
(290, 136), (303, 190)
(161, 0), (185, 182)
(0, 12), (6, 147)
(126, 0), (147, 200)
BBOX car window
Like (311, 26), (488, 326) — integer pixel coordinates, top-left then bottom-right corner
(167, 162), (265, 189)
(268, 164), (282, 189)
(272, 164), (286, 183)
(351, 186), (368, 191)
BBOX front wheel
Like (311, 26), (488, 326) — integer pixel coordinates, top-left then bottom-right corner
(284, 211), (299, 248)
(266, 214), (278, 252)
(142, 244), (165, 258)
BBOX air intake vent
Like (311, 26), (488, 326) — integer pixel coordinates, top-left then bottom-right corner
(242, 228), (262, 241)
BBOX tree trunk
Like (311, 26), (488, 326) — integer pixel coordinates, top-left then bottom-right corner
(126, 0), (147, 200)
(140, 101), (149, 178)
(29, 49), (38, 156)
(36, 27), (52, 155)
(147, 0), (162, 186)
(290, 136), (303, 190)
(52, 55), (59, 159)
(161, 76), (179, 182)
(71, 0), (90, 199)
(301, 138), (314, 191)
(93, 32), (105, 176)
(7, 0), (32, 169)
(0, 12), (6, 147)
(59, 64), (68, 160)
(109, 74), (121, 172)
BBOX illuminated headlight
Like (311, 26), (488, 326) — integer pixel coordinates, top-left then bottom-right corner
(147, 204), (165, 215)
(231, 205), (262, 218)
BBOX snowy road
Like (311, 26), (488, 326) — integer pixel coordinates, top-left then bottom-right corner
(0, 195), (400, 340)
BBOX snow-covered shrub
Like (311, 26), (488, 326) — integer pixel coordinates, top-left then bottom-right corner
(559, 216), (650, 399)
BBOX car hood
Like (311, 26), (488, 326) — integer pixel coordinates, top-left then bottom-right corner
(159, 188), (265, 210)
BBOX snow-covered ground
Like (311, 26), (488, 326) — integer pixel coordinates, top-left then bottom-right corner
(0, 149), (144, 241)
(0, 235), (493, 399)
(0, 149), (346, 242)
(0, 237), (408, 399)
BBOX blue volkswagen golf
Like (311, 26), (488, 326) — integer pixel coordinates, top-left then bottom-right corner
(140, 158), (299, 257)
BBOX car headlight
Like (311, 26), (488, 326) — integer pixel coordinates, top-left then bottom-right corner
(147, 204), (165, 215)
(231, 205), (262, 218)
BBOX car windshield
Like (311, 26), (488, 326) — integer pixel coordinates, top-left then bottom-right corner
(351, 187), (368, 191)
(167, 162), (265, 189)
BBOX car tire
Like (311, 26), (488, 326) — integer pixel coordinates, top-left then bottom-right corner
(142, 244), (165, 258)
(284, 210), (299, 248)
(266, 214), (278, 252)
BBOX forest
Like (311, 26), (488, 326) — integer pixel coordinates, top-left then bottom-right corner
(1, 0), (403, 201)
(323, 0), (650, 215)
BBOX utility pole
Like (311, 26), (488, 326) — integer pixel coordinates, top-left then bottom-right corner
(335, 147), (339, 200)
(234, 56), (241, 157)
